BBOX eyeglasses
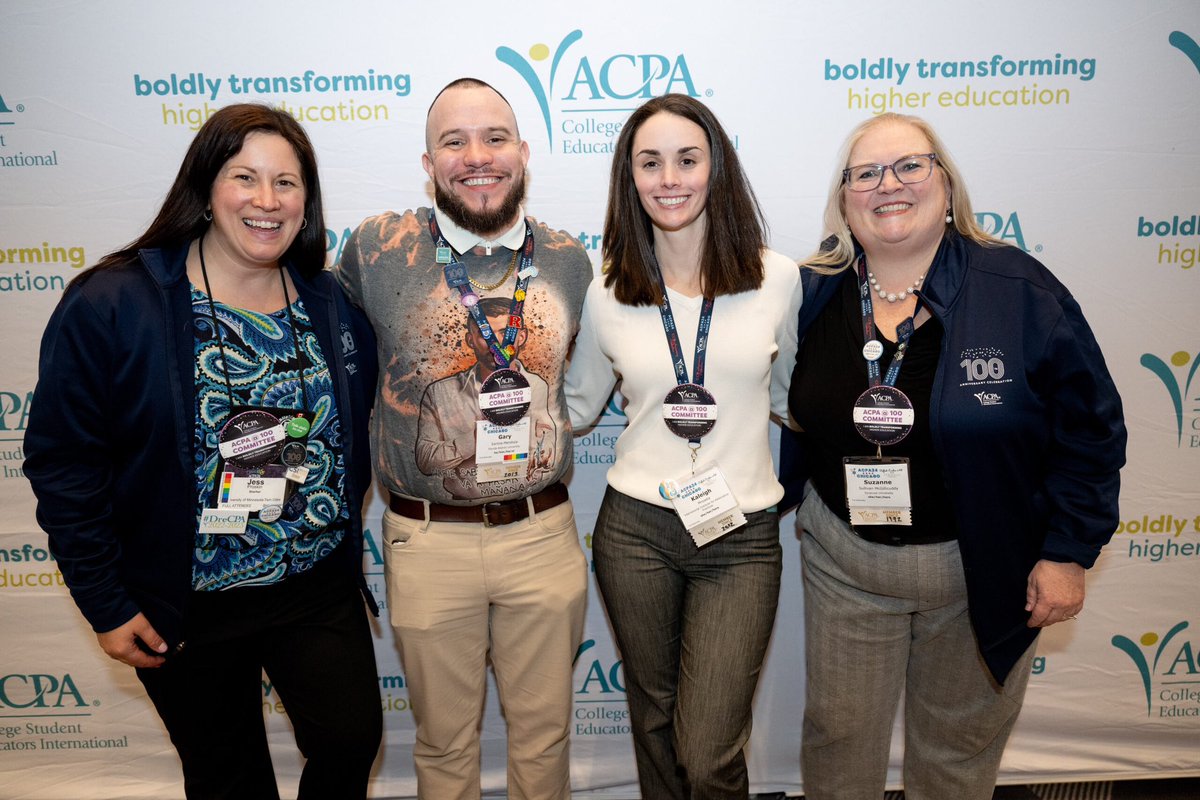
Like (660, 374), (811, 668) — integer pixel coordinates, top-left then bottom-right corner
(843, 154), (938, 192)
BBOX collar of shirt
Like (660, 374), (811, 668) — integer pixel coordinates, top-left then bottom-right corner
(433, 204), (527, 255)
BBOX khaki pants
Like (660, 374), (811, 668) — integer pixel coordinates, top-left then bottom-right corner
(382, 498), (587, 800)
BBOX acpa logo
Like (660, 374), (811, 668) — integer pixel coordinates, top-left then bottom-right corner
(573, 639), (625, 695)
(1139, 350), (1200, 447)
(0, 391), (32, 432)
(974, 211), (1040, 253)
(0, 674), (90, 709)
(497, 30), (702, 149)
(1111, 621), (1199, 717)
(1168, 31), (1200, 77)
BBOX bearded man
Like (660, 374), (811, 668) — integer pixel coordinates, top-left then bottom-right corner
(337, 77), (592, 800)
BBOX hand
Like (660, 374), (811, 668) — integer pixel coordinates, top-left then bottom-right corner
(1025, 559), (1085, 628)
(96, 613), (169, 668)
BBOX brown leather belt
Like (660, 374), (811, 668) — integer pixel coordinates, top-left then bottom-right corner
(388, 482), (569, 528)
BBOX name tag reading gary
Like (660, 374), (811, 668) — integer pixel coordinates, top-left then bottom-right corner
(475, 417), (531, 483)
(660, 463), (746, 547)
(843, 457), (912, 526)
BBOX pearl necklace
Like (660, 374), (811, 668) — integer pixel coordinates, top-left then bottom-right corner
(867, 270), (926, 303)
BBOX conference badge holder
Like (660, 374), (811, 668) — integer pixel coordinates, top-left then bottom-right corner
(843, 456), (912, 526)
(211, 406), (310, 527)
(476, 369), (532, 483)
(660, 463), (747, 547)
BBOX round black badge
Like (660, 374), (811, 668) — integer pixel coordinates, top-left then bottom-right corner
(852, 385), (915, 446)
(281, 441), (308, 468)
(219, 409), (286, 467)
(479, 368), (531, 426)
(662, 383), (717, 440)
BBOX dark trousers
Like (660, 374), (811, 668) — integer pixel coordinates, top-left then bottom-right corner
(593, 487), (782, 800)
(137, 559), (382, 800)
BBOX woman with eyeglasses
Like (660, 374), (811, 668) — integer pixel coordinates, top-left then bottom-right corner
(783, 113), (1126, 799)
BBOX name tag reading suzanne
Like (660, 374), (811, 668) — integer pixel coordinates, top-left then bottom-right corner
(843, 457), (913, 526)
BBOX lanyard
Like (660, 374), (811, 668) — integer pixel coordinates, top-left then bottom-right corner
(856, 256), (915, 389)
(429, 212), (535, 368)
(654, 260), (713, 388)
(653, 255), (714, 447)
(198, 235), (310, 416)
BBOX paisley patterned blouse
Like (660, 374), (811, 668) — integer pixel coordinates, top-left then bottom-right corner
(190, 286), (349, 591)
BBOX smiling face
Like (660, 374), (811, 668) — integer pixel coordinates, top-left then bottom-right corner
(630, 111), (711, 236)
(205, 131), (306, 271)
(423, 85), (530, 239)
(842, 120), (949, 261)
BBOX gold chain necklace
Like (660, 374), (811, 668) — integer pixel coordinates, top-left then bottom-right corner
(465, 248), (519, 291)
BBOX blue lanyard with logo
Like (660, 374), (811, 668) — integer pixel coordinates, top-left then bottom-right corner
(429, 211), (536, 368)
(653, 256), (717, 450)
(852, 255), (919, 451)
(857, 255), (915, 388)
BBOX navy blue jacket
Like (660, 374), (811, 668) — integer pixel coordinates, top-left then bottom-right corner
(24, 243), (379, 649)
(782, 232), (1126, 682)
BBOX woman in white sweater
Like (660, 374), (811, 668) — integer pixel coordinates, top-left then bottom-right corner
(565, 94), (801, 800)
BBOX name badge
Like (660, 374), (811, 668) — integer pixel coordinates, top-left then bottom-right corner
(476, 417), (531, 483)
(217, 464), (289, 512)
(852, 385), (914, 446)
(660, 463), (746, 547)
(662, 383), (717, 439)
(479, 368), (531, 425)
(218, 409), (287, 465)
(843, 456), (912, 526)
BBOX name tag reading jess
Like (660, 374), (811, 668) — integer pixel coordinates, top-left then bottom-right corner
(217, 464), (289, 511)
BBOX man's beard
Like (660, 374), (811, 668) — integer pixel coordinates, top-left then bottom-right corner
(434, 171), (528, 238)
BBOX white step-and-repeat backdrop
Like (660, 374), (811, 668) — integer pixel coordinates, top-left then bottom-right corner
(1, 1), (1197, 797)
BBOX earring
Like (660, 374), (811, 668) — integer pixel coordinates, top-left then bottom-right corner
(203, 209), (212, 222)
(301, 218), (308, 230)
(945, 209), (953, 224)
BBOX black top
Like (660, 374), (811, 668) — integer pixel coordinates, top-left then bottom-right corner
(790, 272), (957, 543)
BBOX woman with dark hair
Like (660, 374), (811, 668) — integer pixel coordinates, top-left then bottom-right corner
(566, 94), (801, 799)
(24, 104), (382, 799)
(785, 112), (1125, 799)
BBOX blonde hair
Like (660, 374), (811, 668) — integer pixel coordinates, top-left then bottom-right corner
(805, 113), (999, 273)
